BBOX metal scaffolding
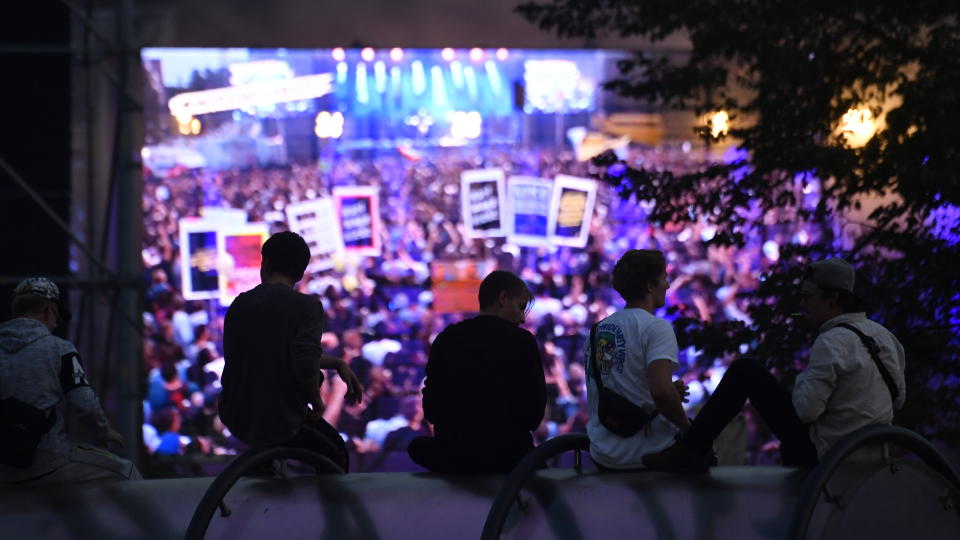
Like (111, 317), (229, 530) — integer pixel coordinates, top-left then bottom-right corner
(0, 0), (144, 464)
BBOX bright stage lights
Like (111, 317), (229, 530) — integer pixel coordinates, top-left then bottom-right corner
(469, 48), (484, 62)
(704, 110), (729, 139)
(314, 111), (344, 139)
(441, 48), (455, 62)
(390, 48), (404, 62)
(361, 47), (375, 62)
(332, 48), (345, 62)
(496, 48), (508, 61)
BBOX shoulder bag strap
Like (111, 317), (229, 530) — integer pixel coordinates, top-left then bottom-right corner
(835, 323), (899, 404)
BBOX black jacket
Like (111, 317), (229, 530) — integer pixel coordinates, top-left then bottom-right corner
(220, 283), (325, 446)
(422, 315), (546, 450)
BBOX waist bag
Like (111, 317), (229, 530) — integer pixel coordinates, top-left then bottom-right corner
(0, 397), (56, 468)
(589, 323), (658, 437)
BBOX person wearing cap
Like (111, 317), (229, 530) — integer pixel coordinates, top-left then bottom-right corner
(219, 231), (364, 472)
(643, 258), (906, 473)
(0, 278), (140, 485)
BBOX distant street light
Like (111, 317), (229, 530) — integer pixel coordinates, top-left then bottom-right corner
(838, 107), (877, 148)
(704, 110), (729, 139)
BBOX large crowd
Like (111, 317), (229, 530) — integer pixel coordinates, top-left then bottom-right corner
(139, 144), (796, 475)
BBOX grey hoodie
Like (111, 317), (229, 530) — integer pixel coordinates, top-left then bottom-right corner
(0, 318), (110, 482)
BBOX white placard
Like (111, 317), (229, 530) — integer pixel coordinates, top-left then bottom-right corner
(460, 168), (507, 238)
(549, 175), (598, 248)
(285, 198), (344, 272)
(507, 176), (555, 247)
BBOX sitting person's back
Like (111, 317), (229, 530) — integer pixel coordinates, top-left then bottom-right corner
(219, 232), (363, 470)
(1, 278), (139, 485)
(409, 270), (546, 474)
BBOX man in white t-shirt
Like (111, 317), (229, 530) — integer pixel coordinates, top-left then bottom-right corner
(584, 250), (693, 470)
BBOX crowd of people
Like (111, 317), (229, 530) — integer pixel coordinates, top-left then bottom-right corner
(139, 144), (801, 473)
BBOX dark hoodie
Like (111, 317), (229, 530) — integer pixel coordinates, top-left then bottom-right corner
(0, 318), (110, 482)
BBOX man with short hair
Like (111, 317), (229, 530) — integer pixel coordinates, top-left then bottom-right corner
(0, 278), (139, 485)
(220, 231), (363, 471)
(644, 258), (906, 473)
(584, 249), (691, 470)
(408, 270), (547, 474)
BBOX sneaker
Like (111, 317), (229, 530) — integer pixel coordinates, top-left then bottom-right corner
(642, 442), (713, 474)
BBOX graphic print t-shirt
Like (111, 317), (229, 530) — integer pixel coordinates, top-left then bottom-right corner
(584, 308), (680, 468)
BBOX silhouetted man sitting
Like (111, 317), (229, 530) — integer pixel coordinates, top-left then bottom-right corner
(408, 270), (546, 474)
(219, 231), (363, 471)
(644, 258), (906, 473)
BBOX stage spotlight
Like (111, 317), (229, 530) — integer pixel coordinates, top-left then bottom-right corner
(441, 48), (455, 62)
(431, 65), (449, 108)
(356, 63), (369, 104)
(361, 47), (375, 62)
(390, 48), (404, 62)
(838, 107), (876, 148)
(704, 110), (729, 139)
(332, 48), (346, 62)
(469, 48), (484, 62)
(412, 60), (427, 96)
(496, 48), (509, 61)
(375, 61), (387, 94)
(315, 111), (344, 139)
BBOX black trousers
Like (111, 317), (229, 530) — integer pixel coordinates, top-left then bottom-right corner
(686, 358), (818, 466)
(407, 435), (533, 475)
(285, 415), (350, 472)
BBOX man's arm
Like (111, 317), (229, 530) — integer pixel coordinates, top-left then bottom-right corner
(289, 301), (326, 410)
(647, 359), (690, 431)
(60, 350), (112, 446)
(793, 339), (839, 423)
(421, 331), (452, 426)
(517, 332), (547, 432)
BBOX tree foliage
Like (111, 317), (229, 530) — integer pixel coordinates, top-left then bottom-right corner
(519, 0), (960, 442)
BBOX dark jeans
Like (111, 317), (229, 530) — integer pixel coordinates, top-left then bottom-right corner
(407, 435), (532, 475)
(285, 415), (350, 472)
(686, 358), (818, 467)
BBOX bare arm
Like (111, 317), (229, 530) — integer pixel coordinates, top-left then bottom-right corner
(647, 359), (690, 431)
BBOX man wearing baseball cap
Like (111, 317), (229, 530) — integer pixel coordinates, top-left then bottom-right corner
(644, 258), (906, 473)
(0, 278), (140, 485)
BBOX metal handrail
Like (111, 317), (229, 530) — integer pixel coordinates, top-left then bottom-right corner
(787, 425), (960, 540)
(184, 446), (344, 540)
(480, 433), (591, 540)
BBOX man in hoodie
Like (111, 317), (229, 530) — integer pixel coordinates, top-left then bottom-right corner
(0, 278), (139, 485)
(408, 270), (547, 474)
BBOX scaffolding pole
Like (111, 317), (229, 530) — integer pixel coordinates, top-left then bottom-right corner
(112, 0), (143, 464)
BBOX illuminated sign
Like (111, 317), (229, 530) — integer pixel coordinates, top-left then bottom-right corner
(168, 73), (334, 118)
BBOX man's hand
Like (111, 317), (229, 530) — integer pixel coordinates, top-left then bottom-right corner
(674, 379), (690, 403)
(107, 428), (125, 449)
(336, 360), (364, 405)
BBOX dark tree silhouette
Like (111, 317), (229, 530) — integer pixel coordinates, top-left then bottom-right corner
(519, 0), (960, 443)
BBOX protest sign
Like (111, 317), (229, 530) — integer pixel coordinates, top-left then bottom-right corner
(217, 224), (269, 305)
(460, 169), (507, 238)
(334, 186), (381, 256)
(549, 175), (598, 248)
(178, 219), (220, 300)
(507, 176), (555, 247)
(285, 198), (344, 271)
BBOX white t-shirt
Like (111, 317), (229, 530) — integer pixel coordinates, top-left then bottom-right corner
(584, 308), (680, 469)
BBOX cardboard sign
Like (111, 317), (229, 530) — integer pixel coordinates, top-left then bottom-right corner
(178, 219), (221, 300)
(549, 175), (598, 248)
(460, 169), (507, 238)
(507, 176), (555, 247)
(430, 260), (496, 314)
(334, 186), (381, 256)
(217, 224), (269, 305)
(285, 198), (344, 272)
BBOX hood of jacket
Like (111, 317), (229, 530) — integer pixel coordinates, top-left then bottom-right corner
(0, 318), (51, 354)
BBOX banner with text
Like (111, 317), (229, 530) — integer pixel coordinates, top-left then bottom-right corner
(460, 169), (507, 238)
(507, 176), (555, 247)
(549, 175), (598, 248)
(334, 186), (381, 256)
(285, 198), (344, 272)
